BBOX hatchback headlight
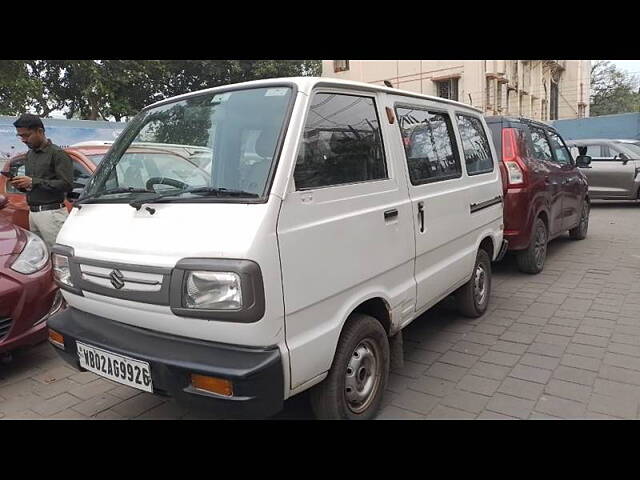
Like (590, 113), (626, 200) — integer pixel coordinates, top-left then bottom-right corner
(11, 230), (49, 274)
(52, 253), (73, 287)
(184, 271), (242, 310)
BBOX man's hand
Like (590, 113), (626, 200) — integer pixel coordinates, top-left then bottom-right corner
(10, 175), (33, 190)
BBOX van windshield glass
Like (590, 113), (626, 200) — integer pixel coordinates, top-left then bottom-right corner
(84, 87), (293, 202)
(621, 142), (640, 158)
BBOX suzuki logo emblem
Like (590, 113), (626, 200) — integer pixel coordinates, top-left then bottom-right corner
(109, 269), (125, 289)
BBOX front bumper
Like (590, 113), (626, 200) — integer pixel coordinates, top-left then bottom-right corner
(47, 307), (284, 419)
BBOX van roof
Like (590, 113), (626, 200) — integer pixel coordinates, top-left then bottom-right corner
(146, 76), (483, 113)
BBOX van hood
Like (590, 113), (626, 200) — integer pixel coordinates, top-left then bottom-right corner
(57, 202), (275, 267)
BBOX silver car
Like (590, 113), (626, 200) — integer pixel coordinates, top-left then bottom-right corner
(567, 139), (640, 200)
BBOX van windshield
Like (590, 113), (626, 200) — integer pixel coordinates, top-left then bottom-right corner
(84, 86), (294, 202)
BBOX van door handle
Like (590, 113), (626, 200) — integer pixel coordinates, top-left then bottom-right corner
(417, 202), (425, 233)
(384, 209), (398, 220)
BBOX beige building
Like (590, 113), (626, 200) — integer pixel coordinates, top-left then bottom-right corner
(322, 60), (590, 121)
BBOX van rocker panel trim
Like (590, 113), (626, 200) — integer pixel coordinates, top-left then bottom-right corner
(47, 307), (283, 418)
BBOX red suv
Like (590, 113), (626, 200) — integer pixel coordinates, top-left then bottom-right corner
(486, 117), (591, 273)
(0, 142), (109, 230)
(0, 195), (64, 359)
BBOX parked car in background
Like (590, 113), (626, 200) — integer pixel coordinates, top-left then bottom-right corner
(0, 142), (109, 230)
(566, 139), (640, 201)
(0, 195), (64, 359)
(486, 116), (591, 274)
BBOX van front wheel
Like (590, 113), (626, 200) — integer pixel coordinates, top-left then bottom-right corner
(456, 249), (492, 318)
(310, 314), (389, 420)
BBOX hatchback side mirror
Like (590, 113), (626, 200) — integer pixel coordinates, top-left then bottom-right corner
(576, 155), (592, 168)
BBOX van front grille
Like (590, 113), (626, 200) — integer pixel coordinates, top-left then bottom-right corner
(0, 316), (13, 341)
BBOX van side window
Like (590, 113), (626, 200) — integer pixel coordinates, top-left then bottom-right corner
(455, 114), (493, 175)
(530, 127), (553, 161)
(396, 106), (461, 184)
(547, 131), (573, 166)
(294, 93), (387, 190)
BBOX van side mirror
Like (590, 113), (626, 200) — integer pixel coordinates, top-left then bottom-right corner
(576, 155), (591, 168)
(619, 153), (630, 165)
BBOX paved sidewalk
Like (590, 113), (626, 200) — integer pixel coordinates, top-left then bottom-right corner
(2, 201), (640, 420)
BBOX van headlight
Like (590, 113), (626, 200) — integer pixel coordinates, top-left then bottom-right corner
(171, 259), (265, 322)
(184, 271), (243, 310)
(52, 253), (73, 287)
(11, 230), (49, 274)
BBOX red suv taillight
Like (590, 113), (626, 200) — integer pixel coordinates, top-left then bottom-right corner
(502, 127), (527, 189)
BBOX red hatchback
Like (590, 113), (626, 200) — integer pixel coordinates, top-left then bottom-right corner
(486, 117), (591, 273)
(0, 195), (64, 358)
(0, 142), (108, 230)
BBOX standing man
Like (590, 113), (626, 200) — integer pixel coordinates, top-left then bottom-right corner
(11, 114), (73, 249)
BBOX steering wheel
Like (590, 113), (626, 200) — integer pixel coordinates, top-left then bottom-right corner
(145, 177), (189, 191)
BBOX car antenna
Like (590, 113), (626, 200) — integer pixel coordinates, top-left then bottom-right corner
(384, 80), (394, 88)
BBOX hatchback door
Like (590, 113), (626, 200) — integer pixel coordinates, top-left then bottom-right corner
(547, 130), (581, 229)
(529, 126), (563, 236)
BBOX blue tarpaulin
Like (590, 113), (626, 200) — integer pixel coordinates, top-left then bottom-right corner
(551, 113), (640, 141)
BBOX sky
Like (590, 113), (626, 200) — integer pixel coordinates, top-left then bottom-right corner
(609, 60), (640, 77)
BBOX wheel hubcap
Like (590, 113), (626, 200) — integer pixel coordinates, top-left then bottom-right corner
(534, 225), (547, 268)
(473, 264), (487, 306)
(344, 339), (381, 414)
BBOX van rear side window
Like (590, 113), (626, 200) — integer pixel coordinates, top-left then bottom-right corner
(456, 114), (494, 175)
(294, 93), (387, 190)
(396, 106), (461, 185)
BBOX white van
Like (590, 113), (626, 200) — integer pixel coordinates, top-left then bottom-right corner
(48, 77), (506, 419)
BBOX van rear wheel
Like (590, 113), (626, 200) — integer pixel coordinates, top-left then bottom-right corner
(310, 314), (389, 420)
(456, 248), (492, 318)
(516, 217), (547, 274)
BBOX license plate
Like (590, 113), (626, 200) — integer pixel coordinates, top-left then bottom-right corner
(77, 341), (153, 393)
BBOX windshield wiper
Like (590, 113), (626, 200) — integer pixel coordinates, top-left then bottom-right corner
(186, 187), (259, 198)
(73, 187), (154, 209)
(128, 187), (259, 210)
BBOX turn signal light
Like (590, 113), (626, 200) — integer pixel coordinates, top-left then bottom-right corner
(191, 373), (233, 397)
(48, 329), (65, 349)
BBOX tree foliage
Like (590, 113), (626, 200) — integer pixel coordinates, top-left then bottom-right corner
(590, 60), (640, 116)
(0, 60), (321, 121)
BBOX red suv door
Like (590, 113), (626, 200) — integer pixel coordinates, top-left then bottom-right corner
(546, 130), (582, 230)
(529, 125), (564, 236)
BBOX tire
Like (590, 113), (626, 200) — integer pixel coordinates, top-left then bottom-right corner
(516, 217), (548, 274)
(569, 200), (589, 240)
(456, 248), (492, 318)
(310, 313), (389, 420)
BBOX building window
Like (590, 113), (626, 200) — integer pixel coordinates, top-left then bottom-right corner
(333, 60), (350, 73)
(434, 78), (459, 102)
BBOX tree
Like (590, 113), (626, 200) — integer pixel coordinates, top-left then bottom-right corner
(590, 60), (640, 116)
(0, 60), (321, 121)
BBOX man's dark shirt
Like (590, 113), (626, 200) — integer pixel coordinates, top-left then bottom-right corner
(24, 140), (73, 206)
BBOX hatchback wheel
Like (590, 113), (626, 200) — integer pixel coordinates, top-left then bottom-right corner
(516, 217), (548, 274)
(569, 201), (589, 240)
